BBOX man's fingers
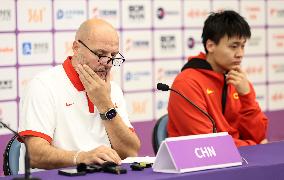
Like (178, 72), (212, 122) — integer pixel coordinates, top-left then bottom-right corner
(105, 72), (111, 92)
(226, 74), (241, 81)
(96, 152), (118, 164)
(227, 70), (239, 76)
(78, 73), (88, 87)
(229, 68), (246, 77)
(106, 72), (111, 83)
(83, 64), (101, 81)
(226, 79), (236, 85)
(77, 67), (90, 87)
(94, 146), (121, 164)
(227, 70), (245, 82)
(92, 157), (106, 165)
(99, 153), (114, 162)
(99, 148), (121, 164)
(232, 66), (241, 72)
(109, 149), (121, 164)
(78, 64), (93, 84)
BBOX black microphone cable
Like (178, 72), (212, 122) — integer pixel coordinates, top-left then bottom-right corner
(157, 83), (217, 133)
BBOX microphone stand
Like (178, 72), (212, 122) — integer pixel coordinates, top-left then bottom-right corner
(169, 88), (217, 133)
(157, 83), (217, 133)
(0, 121), (41, 180)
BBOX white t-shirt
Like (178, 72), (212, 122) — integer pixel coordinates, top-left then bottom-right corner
(18, 58), (132, 173)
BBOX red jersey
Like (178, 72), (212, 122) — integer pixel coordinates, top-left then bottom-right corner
(167, 52), (268, 146)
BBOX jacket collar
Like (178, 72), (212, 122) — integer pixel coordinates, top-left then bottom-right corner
(181, 52), (213, 72)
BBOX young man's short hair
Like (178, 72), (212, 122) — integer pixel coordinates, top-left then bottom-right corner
(202, 10), (251, 53)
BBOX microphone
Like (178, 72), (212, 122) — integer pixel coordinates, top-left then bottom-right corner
(0, 121), (40, 180)
(157, 83), (217, 133)
(157, 83), (170, 91)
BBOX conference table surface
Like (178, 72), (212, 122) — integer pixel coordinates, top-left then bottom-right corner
(2, 140), (284, 180)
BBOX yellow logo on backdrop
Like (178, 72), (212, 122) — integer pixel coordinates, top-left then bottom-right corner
(132, 100), (148, 114)
(28, 8), (46, 23)
(0, 47), (13, 53)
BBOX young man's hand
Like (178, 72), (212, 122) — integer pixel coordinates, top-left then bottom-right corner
(226, 67), (250, 95)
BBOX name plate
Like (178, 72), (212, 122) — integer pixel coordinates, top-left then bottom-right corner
(152, 132), (242, 173)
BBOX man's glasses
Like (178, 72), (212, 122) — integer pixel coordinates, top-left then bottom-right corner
(78, 40), (125, 66)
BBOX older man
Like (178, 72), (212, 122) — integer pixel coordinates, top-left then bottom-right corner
(18, 18), (140, 171)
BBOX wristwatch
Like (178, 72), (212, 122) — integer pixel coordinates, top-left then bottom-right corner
(100, 108), (117, 120)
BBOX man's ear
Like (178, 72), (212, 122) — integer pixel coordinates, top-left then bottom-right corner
(72, 41), (79, 54)
(206, 39), (215, 53)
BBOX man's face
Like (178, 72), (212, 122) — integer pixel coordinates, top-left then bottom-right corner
(73, 30), (119, 81)
(208, 35), (247, 73)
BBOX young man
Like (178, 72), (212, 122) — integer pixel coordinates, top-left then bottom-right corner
(18, 18), (140, 171)
(167, 10), (268, 146)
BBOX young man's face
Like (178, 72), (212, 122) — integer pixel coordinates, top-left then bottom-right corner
(207, 35), (247, 73)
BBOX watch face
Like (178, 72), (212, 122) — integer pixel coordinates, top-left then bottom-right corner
(106, 108), (117, 120)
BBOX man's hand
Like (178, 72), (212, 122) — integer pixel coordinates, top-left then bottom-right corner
(76, 64), (140, 159)
(76, 64), (113, 112)
(77, 146), (121, 165)
(226, 67), (250, 95)
(25, 136), (122, 169)
(260, 139), (268, 144)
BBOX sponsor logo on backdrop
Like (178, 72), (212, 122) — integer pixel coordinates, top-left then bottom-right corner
(129, 5), (145, 20)
(20, 78), (32, 87)
(187, 37), (195, 49)
(187, 9), (208, 18)
(28, 8), (46, 23)
(160, 35), (176, 50)
(125, 38), (149, 52)
(0, 9), (11, 21)
(125, 71), (150, 81)
(247, 36), (261, 46)
(0, 47), (13, 54)
(22, 42), (49, 55)
(270, 8), (284, 17)
(256, 94), (265, 101)
(157, 7), (165, 19)
(92, 7), (117, 18)
(22, 42), (32, 55)
(156, 7), (179, 19)
(272, 92), (284, 102)
(157, 68), (179, 81)
(0, 80), (12, 90)
(56, 9), (84, 20)
(33, 42), (49, 54)
(131, 100), (148, 114)
(157, 99), (167, 110)
(273, 34), (284, 48)
(272, 64), (284, 73)
(245, 6), (260, 20)
(244, 66), (263, 75)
